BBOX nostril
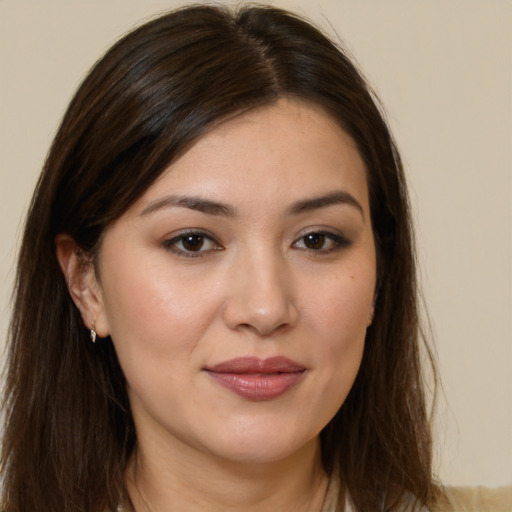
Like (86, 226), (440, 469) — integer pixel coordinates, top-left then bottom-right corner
(221, 264), (298, 335)
(231, 317), (296, 338)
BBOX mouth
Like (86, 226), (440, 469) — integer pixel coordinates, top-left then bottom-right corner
(204, 356), (306, 401)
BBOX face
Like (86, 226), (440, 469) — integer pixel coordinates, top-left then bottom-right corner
(90, 99), (376, 465)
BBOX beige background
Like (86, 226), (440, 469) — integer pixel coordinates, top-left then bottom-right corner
(1, 0), (510, 488)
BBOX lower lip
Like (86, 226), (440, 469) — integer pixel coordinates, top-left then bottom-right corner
(206, 371), (304, 401)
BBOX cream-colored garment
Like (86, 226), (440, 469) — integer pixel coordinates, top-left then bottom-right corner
(320, 478), (512, 512)
(440, 486), (512, 512)
(320, 475), (342, 511)
(118, 482), (512, 511)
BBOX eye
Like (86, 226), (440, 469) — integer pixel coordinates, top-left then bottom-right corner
(163, 231), (221, 257)
(293, 231), (350, 253)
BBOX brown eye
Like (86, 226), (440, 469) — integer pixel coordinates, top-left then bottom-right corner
(293, 231), (351, 253)
(164, 231), (220, 257)
(181, 234), (205, 251)
(304, 233), (326, 250)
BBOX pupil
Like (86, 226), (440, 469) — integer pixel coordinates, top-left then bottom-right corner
(305, 233), (325, 250)
(183, 235), (204, 251)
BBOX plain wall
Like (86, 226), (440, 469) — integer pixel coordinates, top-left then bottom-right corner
(1, 0), (511, 487)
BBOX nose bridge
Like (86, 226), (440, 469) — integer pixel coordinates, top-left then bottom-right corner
(222, 243), (297, 335)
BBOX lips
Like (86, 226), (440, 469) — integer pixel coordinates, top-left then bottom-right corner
(204, 356), (306, 401)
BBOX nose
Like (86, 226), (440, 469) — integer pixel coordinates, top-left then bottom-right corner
(221, 248), (299, 337)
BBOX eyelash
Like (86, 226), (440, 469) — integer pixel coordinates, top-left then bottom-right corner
(162, 231), (222, 258)
(162, 230), (351, 258)
(292, 231), (351, 254)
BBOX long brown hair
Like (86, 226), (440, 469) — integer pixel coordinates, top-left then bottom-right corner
(1, 5), (439, 511)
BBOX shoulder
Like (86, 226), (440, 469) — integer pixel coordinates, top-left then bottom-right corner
(336, 485), (512, 512)
(116, 484), (512, 512)
(434, 486), (512, 512)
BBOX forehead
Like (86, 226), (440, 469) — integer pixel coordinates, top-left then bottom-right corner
(130, 98), (369, 217)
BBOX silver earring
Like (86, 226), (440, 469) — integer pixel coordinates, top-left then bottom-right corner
(90, 329), (97, 343)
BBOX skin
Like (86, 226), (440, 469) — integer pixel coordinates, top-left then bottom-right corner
(57, 98), (377, 511)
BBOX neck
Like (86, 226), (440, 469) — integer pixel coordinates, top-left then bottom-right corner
(125, 435), (329, 512)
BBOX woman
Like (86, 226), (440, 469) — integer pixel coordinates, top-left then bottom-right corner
(0, 4), (458, 511)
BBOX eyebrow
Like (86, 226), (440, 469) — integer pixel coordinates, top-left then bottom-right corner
(139, 190), (364, 219)
(287, 191), (365, 219)
(139, 195), (235, 217)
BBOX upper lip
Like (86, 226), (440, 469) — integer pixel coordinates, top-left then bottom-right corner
(205, 356), (305, 374)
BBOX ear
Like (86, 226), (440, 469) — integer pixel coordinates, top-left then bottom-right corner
(55, 234), (110, 338)
(367, 293), (377, 328)
(367, 303), (375, 328)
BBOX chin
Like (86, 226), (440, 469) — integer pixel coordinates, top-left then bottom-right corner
(199, 422), (320, 466)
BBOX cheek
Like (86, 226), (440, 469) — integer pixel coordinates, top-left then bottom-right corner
(304, 267), (374, 388)
(99, 258), (222, 361)
(307, 268), (374, 335)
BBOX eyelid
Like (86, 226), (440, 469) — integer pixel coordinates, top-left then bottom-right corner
(162, 229), (223, 258)
(161, 227), (351, 258)
(292, 229), (352, 253)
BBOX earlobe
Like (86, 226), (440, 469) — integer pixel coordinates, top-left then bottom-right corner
(367, 296), (377, 327)
(367, 305), (374, 327)
(55, 234), (110, 338)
